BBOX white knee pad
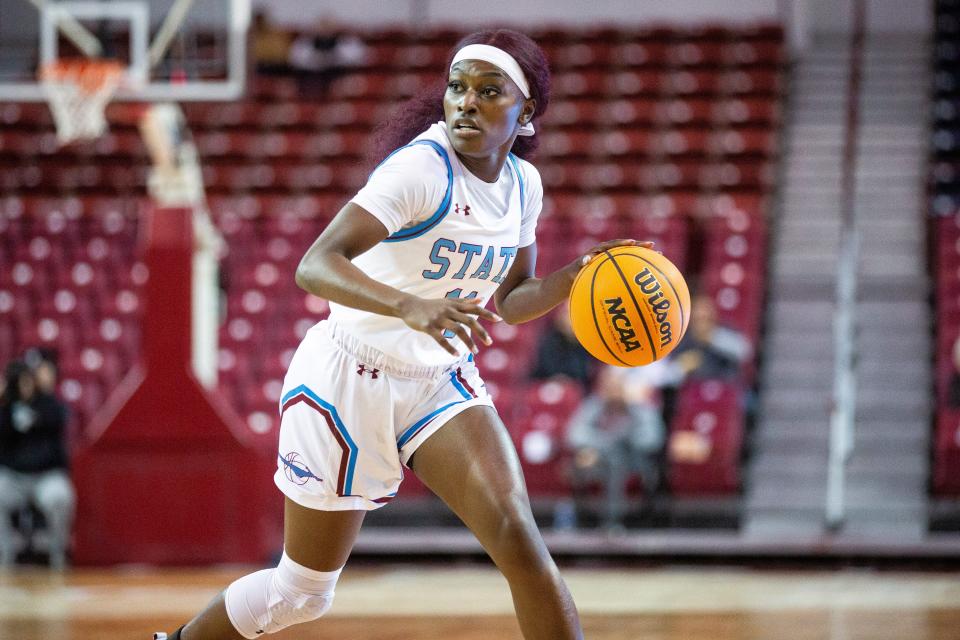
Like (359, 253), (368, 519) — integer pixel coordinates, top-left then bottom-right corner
(224, 552), (342, 639)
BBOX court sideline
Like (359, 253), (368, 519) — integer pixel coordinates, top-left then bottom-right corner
(1, 565), (958, 639)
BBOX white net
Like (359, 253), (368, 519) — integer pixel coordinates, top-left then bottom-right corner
(40, 60), (124, 145)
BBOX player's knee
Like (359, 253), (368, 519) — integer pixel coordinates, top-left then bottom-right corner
(489, 506), (552, 577)
(262, 590), (334, 632)
(225, 553), (342, 639)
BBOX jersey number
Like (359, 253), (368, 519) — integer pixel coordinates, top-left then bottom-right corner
(442, 288), (478, 338)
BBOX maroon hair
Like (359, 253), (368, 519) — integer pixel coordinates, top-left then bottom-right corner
(368, 29), (551, 166)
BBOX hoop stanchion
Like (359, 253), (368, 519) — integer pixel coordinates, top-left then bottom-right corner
(40, 59), (124, 145)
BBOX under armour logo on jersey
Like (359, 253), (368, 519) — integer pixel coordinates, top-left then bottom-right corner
(454, 203), (471, 216)
(357, 364), (380, 379)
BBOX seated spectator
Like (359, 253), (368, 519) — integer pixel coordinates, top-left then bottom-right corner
(530, 301), (594, 391)
(25, 349), (59, 397)
(563, 365), (666, 530)
(0, 357), (75, 569)
(288, 16), (368, 97)
(670, 293), (752, 382)
(660, 293), (753, 426)
(251, 10), (293, 75)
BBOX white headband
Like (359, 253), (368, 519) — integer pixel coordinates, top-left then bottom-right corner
(450, 44), (535, 137)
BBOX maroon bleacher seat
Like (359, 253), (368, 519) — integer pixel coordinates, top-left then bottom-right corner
(933, 408), (960, 495)
(475, 346), (521, 386)
(509, 379), (584, 496)
(667, 379), (744, 495)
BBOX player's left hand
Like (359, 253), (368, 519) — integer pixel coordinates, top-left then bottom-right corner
(557, 239), (656, 287)
(575, 239), (655, 268)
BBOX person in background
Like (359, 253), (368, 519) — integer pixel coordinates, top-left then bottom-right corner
(670, 293), (752, 382)
(562, 365), (666, 531)
(659, 293), (753, 427)
(288, 16), (369, 98)
(32, 359), (59, 398)
(0, 358), (74, 569)
(529, 300), (594, 391)
(250, 10), (293, 75)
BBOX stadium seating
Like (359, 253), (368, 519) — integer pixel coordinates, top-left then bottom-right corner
(0, 24), (783, 500)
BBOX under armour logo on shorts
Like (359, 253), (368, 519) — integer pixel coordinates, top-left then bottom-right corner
(357, 364), (380, 379)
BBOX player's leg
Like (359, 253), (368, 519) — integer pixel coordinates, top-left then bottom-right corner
(174, 500), (364, 640)
(410, 405), (583, 640)
(165, 323), (403, 639)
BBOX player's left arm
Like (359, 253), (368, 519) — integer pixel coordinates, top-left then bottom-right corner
(493, 238), (651, 325)
(495, 162), (652, 324)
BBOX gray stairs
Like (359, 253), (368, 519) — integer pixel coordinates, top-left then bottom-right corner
(745, 34), (931, 539)
(745, 36), (849, 537)
(847, 37), (931, 537)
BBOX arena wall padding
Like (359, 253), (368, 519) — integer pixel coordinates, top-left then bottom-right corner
(71, 206), (282, 565)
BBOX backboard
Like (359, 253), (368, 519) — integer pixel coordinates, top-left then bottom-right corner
(0, 0), (249, 101)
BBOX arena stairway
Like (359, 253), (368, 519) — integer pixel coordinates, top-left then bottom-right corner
(745, 34), (851, 537)
(845, 34), (931, 538)
(745, 33), (932, 539)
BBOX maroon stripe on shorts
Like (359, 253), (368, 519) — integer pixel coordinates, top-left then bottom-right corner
(455, 367), (477, 397)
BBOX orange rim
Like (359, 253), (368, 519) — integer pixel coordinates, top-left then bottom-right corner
(40, 59), (124, 94)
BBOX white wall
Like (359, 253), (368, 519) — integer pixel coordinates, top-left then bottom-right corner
(257, 0), (781, 29)
(809, 0), (932, 34)
(251, 0), (933, 59)
(255, 0), (930, 53)
(420, 0), (780, 27)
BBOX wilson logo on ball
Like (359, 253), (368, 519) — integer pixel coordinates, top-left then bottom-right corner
(634, 268), (674, 348)
(569, 246), (690, 368)
(603, 297), (641, 352)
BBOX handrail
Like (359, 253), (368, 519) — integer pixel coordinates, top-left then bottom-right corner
(826, 0), (866, 529)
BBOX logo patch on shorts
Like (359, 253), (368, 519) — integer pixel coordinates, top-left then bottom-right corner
(357, 364), (380, 378)
(279, 452), (323, 486)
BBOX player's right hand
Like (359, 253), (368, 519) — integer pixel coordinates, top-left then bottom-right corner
(398, 295), (501, 356)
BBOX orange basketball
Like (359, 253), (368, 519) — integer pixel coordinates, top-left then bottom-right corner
(568, 246), (691, 367)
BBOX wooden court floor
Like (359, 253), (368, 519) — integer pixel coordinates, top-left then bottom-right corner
(2, 565), (959, 639)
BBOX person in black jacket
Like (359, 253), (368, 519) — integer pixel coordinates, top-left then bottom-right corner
(529, 301), (594, 391)
(0, 358), (74, 569)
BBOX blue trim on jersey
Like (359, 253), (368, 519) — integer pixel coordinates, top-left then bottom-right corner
(382, 139), (454, 243)
(449, 371), (473, 400)
(507, 154), (525, 216)
(397, 399), (468, 448)
(281, 384), (359, 496)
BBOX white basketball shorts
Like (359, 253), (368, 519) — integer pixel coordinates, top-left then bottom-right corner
(274, 320), (494, 511)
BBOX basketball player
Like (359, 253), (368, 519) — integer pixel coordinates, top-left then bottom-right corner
(156, 28), (648, 640)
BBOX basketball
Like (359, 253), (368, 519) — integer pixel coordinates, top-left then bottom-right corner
(568, 246), (691, 367)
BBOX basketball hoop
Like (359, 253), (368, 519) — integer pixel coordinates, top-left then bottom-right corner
(40, 59), (125, 145)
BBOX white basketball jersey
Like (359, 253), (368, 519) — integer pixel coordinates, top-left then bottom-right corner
(328, 122), (543, 367)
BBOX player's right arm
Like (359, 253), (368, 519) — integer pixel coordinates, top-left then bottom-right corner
(295, 203), (497, 356)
